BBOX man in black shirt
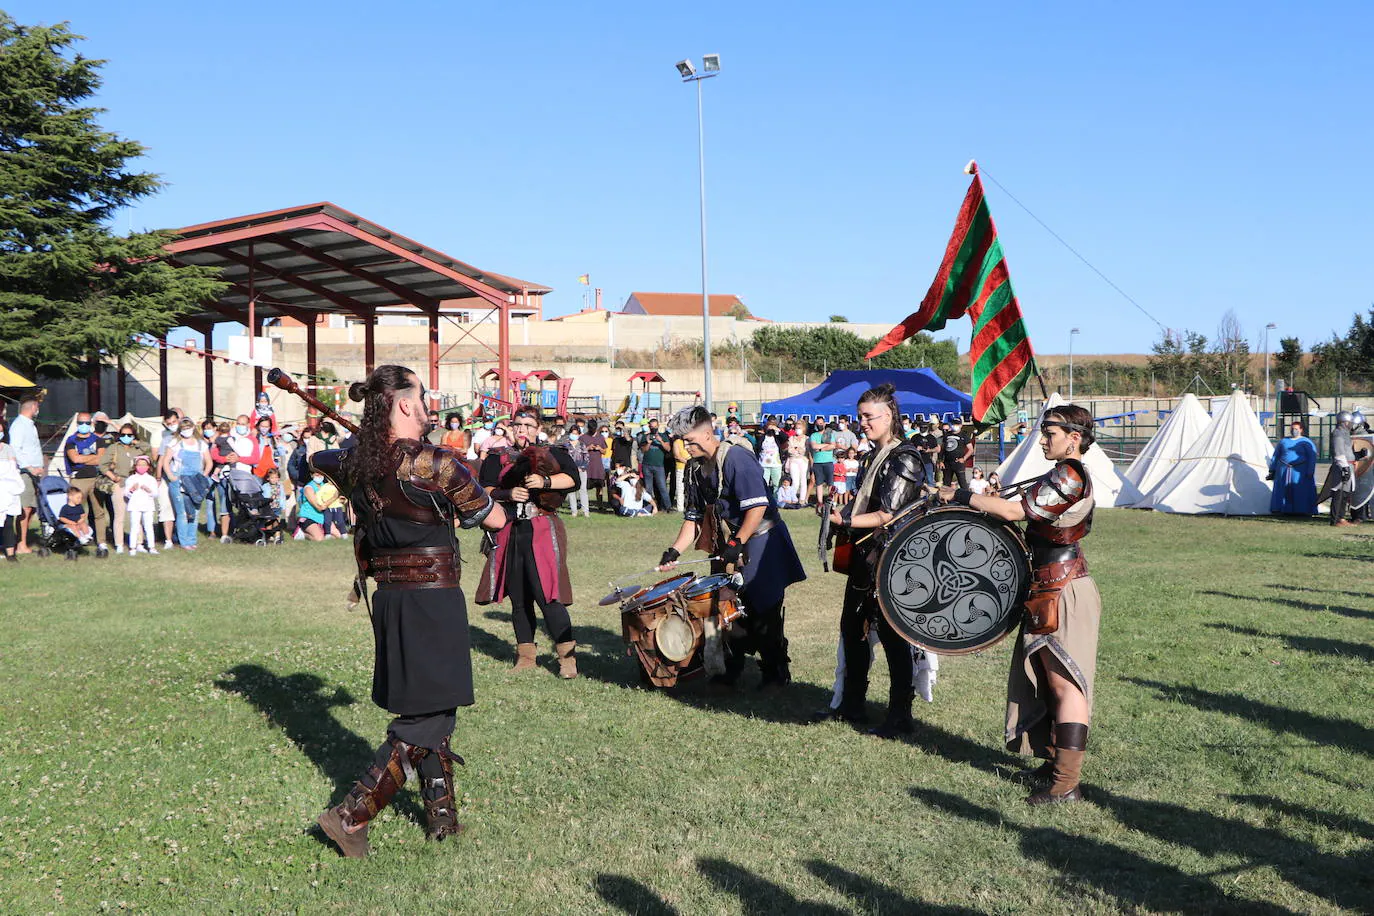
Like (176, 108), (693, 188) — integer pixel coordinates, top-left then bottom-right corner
(916, 421), (940, 482)
(939, 419), (973, 489)
(610, 422), (634, 473)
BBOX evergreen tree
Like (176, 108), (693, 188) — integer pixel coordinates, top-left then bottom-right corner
(0, 15), (224, 378)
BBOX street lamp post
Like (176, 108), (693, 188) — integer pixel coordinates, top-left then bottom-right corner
(677, 54), (721, 414)
(1263, 321), (1277, 423)
(1068, 327), (1080, 400)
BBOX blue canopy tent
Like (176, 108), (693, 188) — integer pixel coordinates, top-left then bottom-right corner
(760, 369), (972, 420)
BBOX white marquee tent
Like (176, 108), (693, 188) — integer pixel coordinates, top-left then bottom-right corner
(1121, 393), (1212, 503)
(995, 393), (1142, 508)
(1131, 389), (1274, 515)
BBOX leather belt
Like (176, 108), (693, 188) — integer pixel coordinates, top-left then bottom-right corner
(367, 546), (458, 590)
(1030, 543), (1081, 568)
(728, 517), (775, 538)
(1031, 554), (1088, 585)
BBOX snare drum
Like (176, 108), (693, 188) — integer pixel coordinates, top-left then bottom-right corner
(681, 573), (744, 627)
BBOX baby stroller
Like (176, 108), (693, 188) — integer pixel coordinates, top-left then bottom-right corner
(227, 474), (284, 546)
(26, 472), (82, 560)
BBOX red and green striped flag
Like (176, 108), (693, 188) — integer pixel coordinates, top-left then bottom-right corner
(867, 164), (1036, 424)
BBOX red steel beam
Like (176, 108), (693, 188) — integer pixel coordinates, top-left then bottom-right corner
(364, 313), (376, 374)
(428, 308), (440, 408)
(306, 318), (318, 389)
(158, 343), (168, 414)
(211, 247), (371, 319)
(271, 237), (441, 310)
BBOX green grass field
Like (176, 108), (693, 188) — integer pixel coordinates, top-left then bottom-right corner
(1, 509), (1370, 914)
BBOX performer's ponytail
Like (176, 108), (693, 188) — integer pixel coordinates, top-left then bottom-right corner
(350, 365), (421, 484)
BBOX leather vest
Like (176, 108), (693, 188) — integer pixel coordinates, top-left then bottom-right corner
(1023, 458), (1093, 568)
(311, 440), (490, 528)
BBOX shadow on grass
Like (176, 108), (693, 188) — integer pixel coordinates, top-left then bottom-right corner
(1092, 786), (1374, 913)
(697, 857), (848, 915)
(214, 664), (425, 824)
(592, 874), (679, 916)
(1230, 793), (1374, 841)
(1126, 677), (1374, 758)
(909, 787), (1295, 914)
(804, 860), (986, 914)
(1205, 622), (1374, 663)
(1303, 551), (1374, 563)
(1203, 588), (1374, 621)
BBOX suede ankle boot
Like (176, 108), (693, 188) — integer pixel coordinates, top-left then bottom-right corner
(555, 640), (578, 679)
(512, 642), (538, 672)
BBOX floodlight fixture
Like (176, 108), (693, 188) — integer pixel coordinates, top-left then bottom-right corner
(702, 54), (721, 73)
(676, 59), (695, 79)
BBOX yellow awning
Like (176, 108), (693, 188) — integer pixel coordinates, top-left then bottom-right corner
(0, 364), (36, 387)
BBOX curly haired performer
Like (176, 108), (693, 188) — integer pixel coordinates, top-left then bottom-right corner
(309, 366), (506, 856)
(940, 403), (1100, 805)
(476, 406), (582, 677)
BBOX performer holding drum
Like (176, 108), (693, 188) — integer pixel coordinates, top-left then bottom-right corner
(815, 383), (931, 737)
(476, 406), (582, 677)
(939, 403), (1099, 805)
(290, 365), (506, 857)
(657, 405), (806, 689)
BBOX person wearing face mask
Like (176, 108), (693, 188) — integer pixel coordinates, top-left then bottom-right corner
(253, 391), (277, 434)
(98, 423), (150, 554)
(441, 413), (469, 453)
(157, 419), (212, 550)
(153, 410), (183, 549)
(64, 412), (111, 558)
(8, 397), (46, 554)
(477, 406), (581, 678)
(297, 469), (330, 541)
(123, 455), (160, 555)
(426, 410), (444, 446)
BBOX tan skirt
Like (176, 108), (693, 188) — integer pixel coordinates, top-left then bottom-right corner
(1004, 575), (1101, 757)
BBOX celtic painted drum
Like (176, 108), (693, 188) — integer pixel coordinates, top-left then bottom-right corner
(875, 507), (1030, 655)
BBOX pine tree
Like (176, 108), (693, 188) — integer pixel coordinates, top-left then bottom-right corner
(0, 14), (224, 378)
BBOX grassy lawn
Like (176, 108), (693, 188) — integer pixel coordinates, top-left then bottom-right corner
(1, 508), (1370, 914)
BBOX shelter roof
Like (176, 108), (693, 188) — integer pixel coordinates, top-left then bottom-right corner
(627, 371), (667, 383)
(164, 203), (549, 325)
(624, 292), (749, 318)
(525, 370), (562, 381)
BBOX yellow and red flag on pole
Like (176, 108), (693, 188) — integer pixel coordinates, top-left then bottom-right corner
(866, 163), (1036, 424)
(577, 273), (590, 285)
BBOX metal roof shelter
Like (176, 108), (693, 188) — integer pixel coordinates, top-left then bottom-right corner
(156, 202), (548, 416)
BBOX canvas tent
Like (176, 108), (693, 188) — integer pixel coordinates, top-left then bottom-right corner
(1131, 389), (1273, 515)
(995, 393), (1142, 508)
(1121, 393), (1212, 503)
(760, 369), (972, 420)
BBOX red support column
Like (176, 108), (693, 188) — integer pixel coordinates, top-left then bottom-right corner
(364, 311), (376, 375)
(159, 342), (169, 414)
(253, 314), (264, 400)
(117, 354), (127, 417)
(86, 354), (101, 413)
(428, 308), (440, 407)
(200, 326), (216, 418)
(306, 318), (318, 390)
(497, 298), (511, 404)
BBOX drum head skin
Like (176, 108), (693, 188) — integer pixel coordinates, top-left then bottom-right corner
(623, 573), (696, 613)
(656, 615), (697, 662)
(683, 574), (734, 597)
(875, 507), (1029, 655)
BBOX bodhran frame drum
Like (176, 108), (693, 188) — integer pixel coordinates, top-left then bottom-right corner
(875, 506), (1030, 655)
(620, 572), (744, 687)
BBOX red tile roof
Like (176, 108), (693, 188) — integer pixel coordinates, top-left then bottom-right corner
(624, 292), (749, 317)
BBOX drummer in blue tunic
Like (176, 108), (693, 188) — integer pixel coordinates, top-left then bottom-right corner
(657, 406), (807, 688)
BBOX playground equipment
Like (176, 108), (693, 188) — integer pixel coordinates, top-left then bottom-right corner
(476, 368), (573, 419)
(618, 371), (667, 424)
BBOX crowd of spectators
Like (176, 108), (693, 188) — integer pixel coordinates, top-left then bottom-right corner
(1, 392), (997, 560)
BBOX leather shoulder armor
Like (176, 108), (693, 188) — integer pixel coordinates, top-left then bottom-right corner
(396, 439), (493, 528)
(875, 442), (927, 515)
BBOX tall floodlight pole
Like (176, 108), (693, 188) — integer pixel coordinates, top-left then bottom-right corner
(1068, 327), (1081, 400)
(677, 55), (720, 413)
(1263, 321), (1277, 421)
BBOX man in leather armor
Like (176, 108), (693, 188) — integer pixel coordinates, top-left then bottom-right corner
(940, 403), (1101, 806)
(657, 406), (806, 689)
(476, 406), (582, 677)
(311, 366), (506, 858)
(1329, 410), (1357, 527)
(815, 383), (932, 737)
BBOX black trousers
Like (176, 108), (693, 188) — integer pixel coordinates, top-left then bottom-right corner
(504, 520), (573, 644)
(838, 570), (913, 712)
(941, 460), (968, 489)
(721, 597), (790, 682)
(0, 514), (16, 552)
(389, 709), (456, 751)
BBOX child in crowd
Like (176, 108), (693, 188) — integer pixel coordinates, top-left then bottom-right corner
(614, 469), (655, 517)
(59, 487), (93, 548)
(986, 471), (1001, 498)
(969, 466), (989, 496)
(840, 448), (860, 503)
(776, 476), (805, 510)
(124, 455), (160, 555)
(262, 468), (288, 520)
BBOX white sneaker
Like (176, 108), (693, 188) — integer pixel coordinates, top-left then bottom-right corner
(147, 547), (159, 556)
(134, 546), (147, 555)
(114, 544), (124, 555)
(293, 530), (305, 540)
(220, 535), (231, 544)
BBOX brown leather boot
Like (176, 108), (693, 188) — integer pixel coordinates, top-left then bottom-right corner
(409, 738), (466, 842)
(1027, 723), (1087, 805)
(555, 640), (578, 679)
(512, 642), (538, 672)
(317, 736), (411, 857)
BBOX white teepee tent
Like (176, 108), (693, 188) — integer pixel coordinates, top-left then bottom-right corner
(1132, 389), (1274, 515)
(995, 393), (1142, 508)
(1121, 393), (1212, 503)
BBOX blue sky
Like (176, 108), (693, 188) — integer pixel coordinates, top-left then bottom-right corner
(13, 1), (1372, 355)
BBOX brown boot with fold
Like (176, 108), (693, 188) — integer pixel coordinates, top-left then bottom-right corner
(512, 642), (538, 672)
(1027, 723), (1087, 806)
(555, 640), (578, 679)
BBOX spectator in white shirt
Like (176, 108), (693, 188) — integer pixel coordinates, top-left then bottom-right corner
(8, 397), (45, 553)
